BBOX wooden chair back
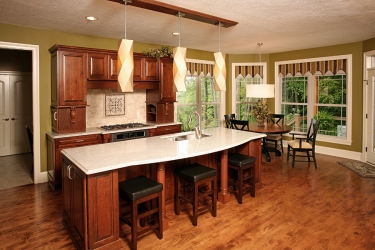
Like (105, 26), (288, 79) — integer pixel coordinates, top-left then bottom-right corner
(269, 114), (285, 124)
(230, 119), (249, 131)
(224, 114), (235, 128)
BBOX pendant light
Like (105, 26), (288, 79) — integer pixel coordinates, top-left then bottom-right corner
(173, 12), (187, 92)
(118, 0), (134, 92)
(214, 22), (226, 91)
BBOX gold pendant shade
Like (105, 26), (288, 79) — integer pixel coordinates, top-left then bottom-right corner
(173, 47), (187, 92)
(214, 51), (226, 91)
(117, 39), (134, 92)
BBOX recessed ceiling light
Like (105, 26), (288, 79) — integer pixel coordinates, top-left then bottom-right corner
(172, 32), (180, 36)
(86, 16), (98, 21)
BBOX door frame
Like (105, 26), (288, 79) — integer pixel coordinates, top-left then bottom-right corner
(0, 41), (41, 184)
(363, 50), (375, 164)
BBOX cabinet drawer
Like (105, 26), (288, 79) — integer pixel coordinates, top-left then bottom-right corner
(56, 134), (102, 148)
(153, 124), (181, 136)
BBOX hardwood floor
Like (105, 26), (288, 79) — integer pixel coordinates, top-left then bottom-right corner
(1, 152), (375, 249)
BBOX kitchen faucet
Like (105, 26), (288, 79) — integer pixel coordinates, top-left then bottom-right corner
(188, 111), (203, 139)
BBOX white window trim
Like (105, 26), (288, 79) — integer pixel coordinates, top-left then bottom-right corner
(275, 54), (352, 146)
(175, 58), (225, 127)
(231, 62), (267, 115)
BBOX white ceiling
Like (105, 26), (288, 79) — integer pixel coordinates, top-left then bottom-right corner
(1, 0), (375, 54)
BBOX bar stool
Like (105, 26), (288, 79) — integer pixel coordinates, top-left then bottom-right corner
(174, 163), (218, 226)
(228, 153), (256, 204)
(119, 175), (163, 250)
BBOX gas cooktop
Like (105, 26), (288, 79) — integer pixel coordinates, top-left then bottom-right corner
(100, 123), (149, 131)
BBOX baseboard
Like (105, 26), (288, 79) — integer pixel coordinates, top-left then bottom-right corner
(36, 171), (48, 184)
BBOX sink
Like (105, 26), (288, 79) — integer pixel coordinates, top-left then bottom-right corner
(162, 132), (212, 141)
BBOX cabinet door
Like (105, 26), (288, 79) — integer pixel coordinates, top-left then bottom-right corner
(62, 157), (73, 222)
(57, 50), (87, 106)
(156, 102), (174, 123)
(87, 53), (108, 80)
(108, 53), (118, 80)
(144, 57), (159, 81)
(133, 55), (143, 81)
(159, 57), (176, 102)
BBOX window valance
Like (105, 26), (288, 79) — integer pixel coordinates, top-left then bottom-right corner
(278, 59), (347, 77)
(235, 65), (264, 79)
(186, 62), (214, 77)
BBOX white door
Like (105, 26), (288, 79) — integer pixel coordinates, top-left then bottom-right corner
(366, 69), (375, 165)
(0, 74), (11, 155)
(0, 73), (32, 156)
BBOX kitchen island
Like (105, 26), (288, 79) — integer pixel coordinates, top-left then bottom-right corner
(61, 127), (265, 250)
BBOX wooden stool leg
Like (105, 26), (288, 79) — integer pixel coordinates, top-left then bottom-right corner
(212, 177), (217, 217)
(131, 200), (138, 250)
(157, 192), (163, 239)
(193, 182), (198, 226)
(238, 168), (243, 204)
(174, 176), (180, 215)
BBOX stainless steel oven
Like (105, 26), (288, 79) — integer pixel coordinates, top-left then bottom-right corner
(111, 130), (149, 142)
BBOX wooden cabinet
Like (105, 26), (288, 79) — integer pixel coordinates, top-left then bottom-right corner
(87, 52), (118, 81)
(145, 57), (176, 124)
(149, 124), (181, 137)
(47, 134), (102, 190)
(62, 154), (121, 250)
(62, 156), (86, 248)
(51, 106), (86, 134)
(133, 55), (159, 81)
(50, 45), (87, 107)
(159, 57), (176, 102)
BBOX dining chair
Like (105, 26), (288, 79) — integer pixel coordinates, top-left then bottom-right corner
(287, 118), (320, 168)
(224, 114), (235, 128)
(230, 119), (249, 131)
(266, 114), (285, 153)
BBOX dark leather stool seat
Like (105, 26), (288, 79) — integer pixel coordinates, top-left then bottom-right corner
(119, 175), (163, 250)
(228, 153), (256, 204)
(174, 163), (218, 226)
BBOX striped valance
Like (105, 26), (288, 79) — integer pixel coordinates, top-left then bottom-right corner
(186, 62), (214, 77)
(235, 65), (264, 79)
(278, 59), (347, 77)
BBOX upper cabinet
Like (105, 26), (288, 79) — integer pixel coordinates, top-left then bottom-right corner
(133, 55), (159, 81)
(87, 52), (118, 81)
(50, 45), (87, 107)
(159, 57), (176, 102)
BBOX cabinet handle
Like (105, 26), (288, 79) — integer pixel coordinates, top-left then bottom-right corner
(165, 128), (171, 131)
(2, 118), (9, 121)
(67, 165), (73, 180)
(53, 112), (57, 121)
(11, 118), (17, 120)
(75, 140), (84, 143)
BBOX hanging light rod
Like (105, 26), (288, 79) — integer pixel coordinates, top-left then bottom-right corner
(109, 0), (238, 28)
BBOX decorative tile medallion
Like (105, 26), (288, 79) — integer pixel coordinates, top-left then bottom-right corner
(105, 94), (125, 116)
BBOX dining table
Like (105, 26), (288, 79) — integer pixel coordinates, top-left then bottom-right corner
(248, 122), (293, 162)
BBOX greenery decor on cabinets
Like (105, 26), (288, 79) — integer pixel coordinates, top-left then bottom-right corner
(143, 46), (173, 59)
(252, 99), (269, 127)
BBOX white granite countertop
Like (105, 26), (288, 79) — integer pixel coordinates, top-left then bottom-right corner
(61, 127), (265, 175)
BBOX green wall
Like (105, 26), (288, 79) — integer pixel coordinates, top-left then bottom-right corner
(0, 22), (373, 172)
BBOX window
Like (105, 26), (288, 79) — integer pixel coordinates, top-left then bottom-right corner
(276, 55), (352, 145)
(175, 60), (223, 132)
(232, 63), (267, 120)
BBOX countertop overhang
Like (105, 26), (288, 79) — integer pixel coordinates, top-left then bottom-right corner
(61, 127), (266, 175)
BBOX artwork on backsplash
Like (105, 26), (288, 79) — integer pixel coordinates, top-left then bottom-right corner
(105, 94), (125, 116)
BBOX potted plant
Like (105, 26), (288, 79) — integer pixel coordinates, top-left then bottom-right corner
(251, 99), (269, 127)
(142, 45), (173, 59)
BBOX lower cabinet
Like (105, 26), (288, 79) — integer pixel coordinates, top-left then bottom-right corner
(149, 124), (181, 137)
(47, 134), (102, 190)
(62, 155), (122, 250)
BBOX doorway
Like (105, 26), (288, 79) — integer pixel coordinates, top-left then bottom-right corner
(0, 42), (41, 184)
(364, 51), (375, 165)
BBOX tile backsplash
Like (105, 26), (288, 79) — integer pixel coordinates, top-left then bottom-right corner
(86, 89), (146, 128)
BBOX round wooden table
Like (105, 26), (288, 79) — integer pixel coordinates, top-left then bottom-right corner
(249, 123), (292, 162)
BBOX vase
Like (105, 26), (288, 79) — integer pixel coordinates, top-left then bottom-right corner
(256, 118), (265, 127)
